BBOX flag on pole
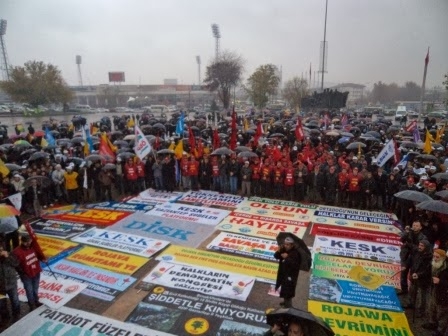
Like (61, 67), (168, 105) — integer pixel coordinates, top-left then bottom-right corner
(188, 125), (196, 156)
(83, 168), (88, 189)
(174, 140), (184, 160)
(423, 129), (433, 154)
(45, 127), (56, 147)
(413, 127), (421, 143)
(82, 126), (94, 156)
(0, 158), (10, 177)
(393, 139), (400, 164)
(229, 107), (237, 150)
(375, 139), (396, 167)
(243, 118), (249, 132)
(405, 120), (417, 133)
(99, 134), (116, 162)
(134, 125), (152, 160)
(254, 121), (263, 146)
(213, 129), (221, 149)
(175, 112), (185, 136)
(295, 117), (304, 141)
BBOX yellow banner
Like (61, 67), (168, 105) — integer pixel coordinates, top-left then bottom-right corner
(156, 245), (278, 283)
(37, 235), (79, 258)
(66, 246), (149, 275)
(308, 300), (412, 336)
(236, 200), (312, 222)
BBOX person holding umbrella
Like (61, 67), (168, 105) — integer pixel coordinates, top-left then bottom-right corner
(274, 235), (301, 308)
(264, 321), (305, 336)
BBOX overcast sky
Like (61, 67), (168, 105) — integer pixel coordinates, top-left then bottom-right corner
(2, 0), (447, 89)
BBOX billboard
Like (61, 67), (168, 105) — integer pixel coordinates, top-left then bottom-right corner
(108, 72), (125, 82)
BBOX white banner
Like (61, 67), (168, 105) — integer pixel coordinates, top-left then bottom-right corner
(145, 202), (230, 226)
(313, 235), (401, 264)
(2, 306), (175, 336)
(143, 261), (255, 301)
(133, 125), (152, 160)
(178, 190), (246, 209)
(132, 189), (183, 204)
(207, 232), (277, 261)
(71, 228), (170, 258)
(6, 192), (22, 211)
(17, 274), (87, 309)
(375, 139), (395, 167)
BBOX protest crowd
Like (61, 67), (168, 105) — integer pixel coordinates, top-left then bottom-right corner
(0, 110), (447, 335)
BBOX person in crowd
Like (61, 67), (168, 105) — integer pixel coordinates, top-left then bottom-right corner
(294, 161), (307, 202)
(188, 156), (200, 191)
(199, 156), (212, 190)
(115, 157), (124, 195)
(24, 179), (44, 217)
(218, 155), (229, 193)
(274, 236), (301, 308)
(361, 171), (377, 210)
(13, 235), (46, 312)
(308, 165), (324, 204)
(10, 174), (25, 196)
(272, 161), (284, 199)
(403, 240), (433, 317)
(124, 157), (138, 195)
(51, 164), (65, 203)
(89, 161), (102, 202)
(0, 237), (20, 326)
(98, 167), (115, 201)
(228, 157), (239, 195)
(180, 154), (190, 191)
(64, 166), (79, 203)
(385, 173), (400, 211)
(162, 156), (175, 192)
(337, 166), (349, 206)
(260, 158), (273, 198)
(152, 157), (163, 191)
(240, 160), (252, 197)
(144, 156), (155, 190)
(422, 249), (448, 336)
(324, 165), (338, 205)
(347, 167), (362, 208)
(283, 161), (295, 201)
(135, 157), (146, 192)
(211, 156), (220, 191)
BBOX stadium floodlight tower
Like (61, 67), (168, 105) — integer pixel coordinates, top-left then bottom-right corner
(196, 55), (201, 85)
(211, 23), (221, 60)
(76, 55), (83, 87)
(0, 19), (11, 81)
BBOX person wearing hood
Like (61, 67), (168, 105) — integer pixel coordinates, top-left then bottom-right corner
(403, 239), (433, 317)
(0, 237), (20, 326)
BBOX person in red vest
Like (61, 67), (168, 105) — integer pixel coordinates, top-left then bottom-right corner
(188, 156), (200, 191)
(180, 154), (191, 191)
(347, 167), (363, 209)
(211, 156), (220, 191)
(135, 157), (146, 192)
(260, 158), (273, 198)
(337, 167), (349, 206)
(283, 161), (295, 201)
(273, 162), (284, 198)
(124, 157), (138, 195)
(251, 158), (262, 196)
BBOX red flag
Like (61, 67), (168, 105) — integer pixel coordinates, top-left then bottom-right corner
(425, 47), (429, 66)
(254, 121), (263, 146)
(24, 221), (46, 260)
(154, 135), (160, 150)
(188, 125), (196, 155)
(99, 134), (116, 163)
(295, 117), (304, 141)
(393, 139), (401, 164)
(197, 138), (204, 158)
(405, 120), (417, 133)
(213, 128), (221, 149)
(229, 107), (237, 150)
(272, 146), (282, 162)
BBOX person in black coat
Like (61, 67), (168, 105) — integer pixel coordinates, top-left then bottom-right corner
(274, 236), (301, 308)
(199, 156), (212, 190)
(162, 156), (176, 192)
(324, 166), (338, 205)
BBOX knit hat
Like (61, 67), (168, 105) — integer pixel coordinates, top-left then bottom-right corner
(434, 249), (447, 259)
(284, 237), (294, 244)
(420, 239), (431, 249)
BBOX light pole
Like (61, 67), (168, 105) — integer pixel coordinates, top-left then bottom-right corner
(320, 0), (328, 91)
(196, 55), (201, 85)
(211, 23), (221, 60)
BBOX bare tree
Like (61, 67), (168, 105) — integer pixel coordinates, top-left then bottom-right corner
(282, 77), (309, 112)
(203, 50), (244, 110)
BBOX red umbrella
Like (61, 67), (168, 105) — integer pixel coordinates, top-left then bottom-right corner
(34, 131), (45, 137)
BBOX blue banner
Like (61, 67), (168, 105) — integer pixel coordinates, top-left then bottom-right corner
(84, 201), (156, 212)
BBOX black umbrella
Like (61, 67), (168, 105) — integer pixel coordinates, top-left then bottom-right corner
(340, 132), (354, 138)
(432, 173), (448, 180)
(117, 152), (135, 160)
(20, 149), (37, 157)
(211, 147), (234, 156)
(70, 137), (85, 144)
(394, 190), (433, 203)
(114, 140), (129, 147)
(5, 163), (22, 171)
(152, 123), (166, 131)
(417, 154), (437, 161)
(67, 157), (85, 166)
(237, 151), (258, 158)
(416, 200), (448, 214)
(266, 307), (334, 336)
(400, 141), (420, 149)
(365, 130), (381, 138)
(24, 176), (52, 188)
(103, 163), (117, 170)
(157, 149), (175, 154)
(276, 232), (311, 272)
(269, 133), (286, 138)
(110, 131), (123, 136)
(346, 142), (366, 150)
(235, 146), (252, 153)
(28, 152), (50, 161)
(435, 190), (448, 199)
(85, 154), (104, 162)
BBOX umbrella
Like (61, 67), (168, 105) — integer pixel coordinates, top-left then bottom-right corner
(266, 307), (334, 336)
(117, 152), (135, 160)
(346, 142), (366, 150)
(276, 232), (311, 272)
(157, 149), (174, 154)
(400, 141), (420, 149)
(340, 132), (354, 138)
(416, 200), (448, 214)
(57, 138), (71, 145)
(24, 176), (52, 188)
(365, 131), (381, 138)
(67, 157), (85, 166)
(237, 151), (258, 158)
(117, 148), (132, 154)
(28, 152), (50, 161)
(110, 131), (123, 136)
(269, 133), (285, 138)
(50, 130), (60, 136)
(114, 140), (129, 147)
(33, 131), (45, 137)
(14, 140), (31, 146)
(325, 131), (340, 137)
(152, 123), (166, 131)
(5, 163), (22, 171)
(0, 205), (20, 219)
(432, 173), (448, 180)
(85, 154), (104, 162)
(70, 137), (85, 144)
(0, 215), (20, 233)
(211, 147), (235, 156)
(394, 190), (433, 203)
(338, 137), (351, 144)
(417, 154), (437, 161)
(435, 190), (448, 199)
(123, 134), (135, 141)
(235, 146), (252, 153)
(103, 163), (116, 170)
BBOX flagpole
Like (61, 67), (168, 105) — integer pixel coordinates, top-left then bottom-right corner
(419, 47), (429, 123)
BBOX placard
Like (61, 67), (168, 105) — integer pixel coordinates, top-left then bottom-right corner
(145, 202), (230, 226)
(178, 190), (245, 209)
(142, 261), (255, 301)
(84, 201), (156, 212)
(313, 236), (401, 264)
(66, 245), (148, 275)
(43, 208), (131, 226)
(30, 218), (91, 238)
(71, 228), (169, 258)
(37, 235), (79, 258)
(207, 232), (277, 261)
(156, 245), (278, 283)
(2, 306), (175, 336)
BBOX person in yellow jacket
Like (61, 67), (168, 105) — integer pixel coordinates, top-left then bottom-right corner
(64, 166), (79, 203)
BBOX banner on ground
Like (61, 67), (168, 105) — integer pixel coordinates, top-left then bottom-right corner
(313, 236), (400, 264)
(247, 196), (318, 209)
(311, 224), (402, 246)
(177, 190), (245, 209)
(84, 201), (156, 212)
(207, 232), (277, 262)
(308, 300), (411, 336)
(2, 306), (175, 336)
(71, 228), (169, 258)
(312, 253), (401, 288)
(43, 208), (131, 226)
(135, 188), (183, 204)
(17, 274), (87, 309)
(145, 202), (230, 226)
(37, 235), (79, 258)
(236, 199), (312, 222)
(310, 205), (402, 234)
(30, 218), (91, 238)
(109, 213), (216, 248)
(156, 245), (278, 283)
(66, 245), (148, 275)
(126, 286), (267, 335)
(309, 275), (402, 312)
(142, 261), (255, 301)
